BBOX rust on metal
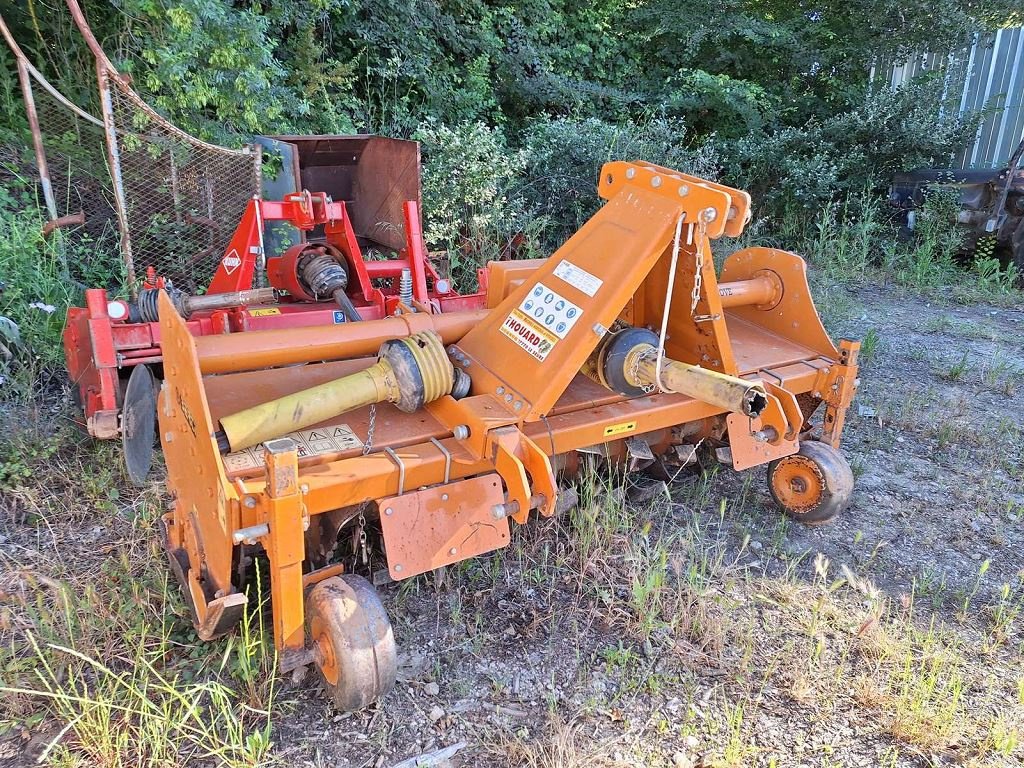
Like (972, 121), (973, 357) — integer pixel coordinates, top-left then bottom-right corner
(42, 211), (86, 238)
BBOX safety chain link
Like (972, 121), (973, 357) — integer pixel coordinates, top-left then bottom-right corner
(362, 403), (376, 455)
(357, 510), (369, 564)
(690, 218), (708, 316)
(630, 348), (657, 394)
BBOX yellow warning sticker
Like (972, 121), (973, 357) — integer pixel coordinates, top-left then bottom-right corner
(223, 422), (363, 474)
(500, 308), (558, 361)
(248, 307), (282, 317)
(603, 421), (637, 437)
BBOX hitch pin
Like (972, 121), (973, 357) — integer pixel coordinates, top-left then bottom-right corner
(232, 523), (269, 545)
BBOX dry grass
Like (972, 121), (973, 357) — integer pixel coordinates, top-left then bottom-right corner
(0, 416), (277, 767)
(2, 382), (1022, 767)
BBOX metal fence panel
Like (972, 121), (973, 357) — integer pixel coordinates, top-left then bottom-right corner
(887, 28), (1024, 169)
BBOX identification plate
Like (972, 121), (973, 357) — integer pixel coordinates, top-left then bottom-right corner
(553, 259), (603, 297)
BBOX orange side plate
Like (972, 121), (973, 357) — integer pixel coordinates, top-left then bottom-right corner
(378, 473), (509, 580)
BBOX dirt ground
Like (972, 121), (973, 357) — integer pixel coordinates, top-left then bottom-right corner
(2, 279), (1023, 767)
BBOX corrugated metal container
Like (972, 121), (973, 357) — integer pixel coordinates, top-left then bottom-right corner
(883, 28), (1023, 168)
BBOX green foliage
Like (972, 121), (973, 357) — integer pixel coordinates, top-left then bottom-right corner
(727, 77), (980, 221)
(0, 168), (123, 395)
(115, 0), (298, 139)
(415, 115), (720, 287)
(8, 0), (1015, 145)
(0, 180), (73, 370)
(519, 115), (719, 247)
(0, 0), (1018, 347)
(414, 120), (528, 289)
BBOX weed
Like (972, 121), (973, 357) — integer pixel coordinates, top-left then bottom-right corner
(984, 583), (1023, 648)
(980, 352), (1022, 396)
(958, 558), (991, 619)
(972, 254), (1020, 295)
(941, 351), (969, 382)
(0, 442), (276, 767)
(859, 327), (880, 363)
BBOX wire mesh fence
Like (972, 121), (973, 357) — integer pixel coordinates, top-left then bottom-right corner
(103, 72), (261, 293)
(28, 72), (120, 278)
(5, 20), (262, 297)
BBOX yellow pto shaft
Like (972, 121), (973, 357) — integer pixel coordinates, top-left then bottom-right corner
(216, 330), (458, 453)
(594, 327), (768, 418)
(633, 351), (767, 417)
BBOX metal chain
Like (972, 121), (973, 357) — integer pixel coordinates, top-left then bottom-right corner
(690, 218), (708, 316)
(629, 349), (657, 394)
(357, 511), (369, 565)
(362, 403), (376, 455)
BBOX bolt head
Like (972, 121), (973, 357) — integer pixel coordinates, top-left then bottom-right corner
(448, 547), (457, 556)
(384, 507), (393, 516)
(243, 496), (257, 509)
(441, 493), (449, 502)
(394, 564), (403, 572)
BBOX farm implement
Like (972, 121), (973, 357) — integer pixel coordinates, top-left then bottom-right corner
(155, 161), (860, 710)
(63, 136), (490, 483)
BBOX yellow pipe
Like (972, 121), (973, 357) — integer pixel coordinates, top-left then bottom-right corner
(219, 360), (399, 452)
(217, 330), (454, 453)
(632, 347), (767, 417)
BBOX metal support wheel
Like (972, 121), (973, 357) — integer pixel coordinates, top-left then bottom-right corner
(122, 363), (157, 485)
(306, 574), (397, 711)
(767, 441), (853, 525)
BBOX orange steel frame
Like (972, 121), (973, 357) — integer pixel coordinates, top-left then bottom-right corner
(157, 162), (859, 671)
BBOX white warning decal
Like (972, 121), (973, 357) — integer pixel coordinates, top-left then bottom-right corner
(500, 282), (584, 361)
(223, 422), (363, 473)
(518, 282), (582, 339)
(553, 260), (602, 297)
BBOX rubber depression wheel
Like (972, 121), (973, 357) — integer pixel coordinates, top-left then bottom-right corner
(767, 441), (853, 525)
(306, 574), (397, 711)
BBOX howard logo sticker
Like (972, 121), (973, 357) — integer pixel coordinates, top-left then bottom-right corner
(501, 309), (557, 361)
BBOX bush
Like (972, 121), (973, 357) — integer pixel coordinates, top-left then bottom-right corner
(0, 170), (121, 396)
(416, 116), (721, 290)
(414, 120), (528, 290)
(519, 116), (719, 248)
(725, 76), (979, 223)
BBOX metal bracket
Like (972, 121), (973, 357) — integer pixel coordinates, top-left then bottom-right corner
(429, 437), (451, 483)
(384, 447), (406, 495)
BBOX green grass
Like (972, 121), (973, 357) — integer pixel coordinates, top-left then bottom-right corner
(0, 420), (276, 767)
(0, 176), (121, 402)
